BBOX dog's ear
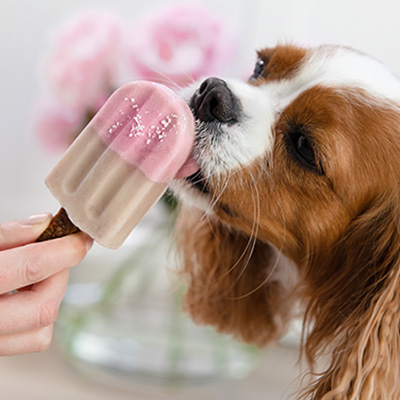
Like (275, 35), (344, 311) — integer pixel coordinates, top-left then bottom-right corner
(302, 193), (400, 399)
(175, 207), (296, 346)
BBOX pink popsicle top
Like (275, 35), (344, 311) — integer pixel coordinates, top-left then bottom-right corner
(91, 81), (197, 183)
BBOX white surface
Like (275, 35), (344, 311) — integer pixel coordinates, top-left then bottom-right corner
(0, 342), (302, 400)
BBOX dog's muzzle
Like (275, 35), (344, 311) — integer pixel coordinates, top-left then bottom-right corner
(184, 78), (241, 194)
(190, 77), (241, 124)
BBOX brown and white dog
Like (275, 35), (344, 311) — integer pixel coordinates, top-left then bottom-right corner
(171, 44), (400, 399)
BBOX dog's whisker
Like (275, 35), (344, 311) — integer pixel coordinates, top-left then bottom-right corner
(231, 164), (293, 301)
(238, 169), (261, 275)
(132, 61), (185, 92)
(200, 173), (231, 221)
(179, 68), (198, 87)
(213, 169), (261, 293)
(196, 167), (243, 223)
(139, 76), (183, 92)
(197, 168), (257, 282)
(227, 170), (267, 299)
(213, 177), (258, 280)
(209, 174), (231, 209)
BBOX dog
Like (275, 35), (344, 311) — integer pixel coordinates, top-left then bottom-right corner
(170, 44), (400, 399)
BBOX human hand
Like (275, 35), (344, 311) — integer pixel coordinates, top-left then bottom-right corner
(0, 213), (93, 356)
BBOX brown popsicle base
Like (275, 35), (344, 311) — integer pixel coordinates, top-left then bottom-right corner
(36, 208), (80, 242)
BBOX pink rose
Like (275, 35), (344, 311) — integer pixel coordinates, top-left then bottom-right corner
(45, 10), (123, 109)
(127, 5), (237, 87)
(33, 94), (85, 153)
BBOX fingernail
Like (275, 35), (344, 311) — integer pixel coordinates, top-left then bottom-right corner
(22, 213), (52, 226)
(78, 232), (94, 252)
(85, 236), (94, 252)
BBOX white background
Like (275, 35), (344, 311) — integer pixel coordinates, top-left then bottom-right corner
(1, 0), (400, 222)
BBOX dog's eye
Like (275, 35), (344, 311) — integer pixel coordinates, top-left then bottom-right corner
(296, 135), (316, 167)
(250, 58), (265, 80)
(285, 129), (324, 174)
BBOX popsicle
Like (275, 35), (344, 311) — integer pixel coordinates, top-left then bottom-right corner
(37, 81), (197, 249)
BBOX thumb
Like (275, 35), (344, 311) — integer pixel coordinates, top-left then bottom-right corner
(0, 213), (53, 251)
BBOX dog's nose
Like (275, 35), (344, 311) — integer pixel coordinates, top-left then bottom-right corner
(191, 77), (240, 123)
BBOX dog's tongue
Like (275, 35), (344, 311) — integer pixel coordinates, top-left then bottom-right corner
(175, 153), (200, 179)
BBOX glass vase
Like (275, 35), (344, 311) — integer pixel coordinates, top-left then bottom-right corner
(56, 199), (258, 388)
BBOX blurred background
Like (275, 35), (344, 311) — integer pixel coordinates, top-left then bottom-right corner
(2, 0), (400, 222)
(1, 0), (400, 399)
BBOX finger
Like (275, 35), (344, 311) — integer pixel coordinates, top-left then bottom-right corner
(0, 325), (54, 356)
(0, 270), (69, 335)
(0, 232), (92, 294)
(0, 213), (52, 251)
